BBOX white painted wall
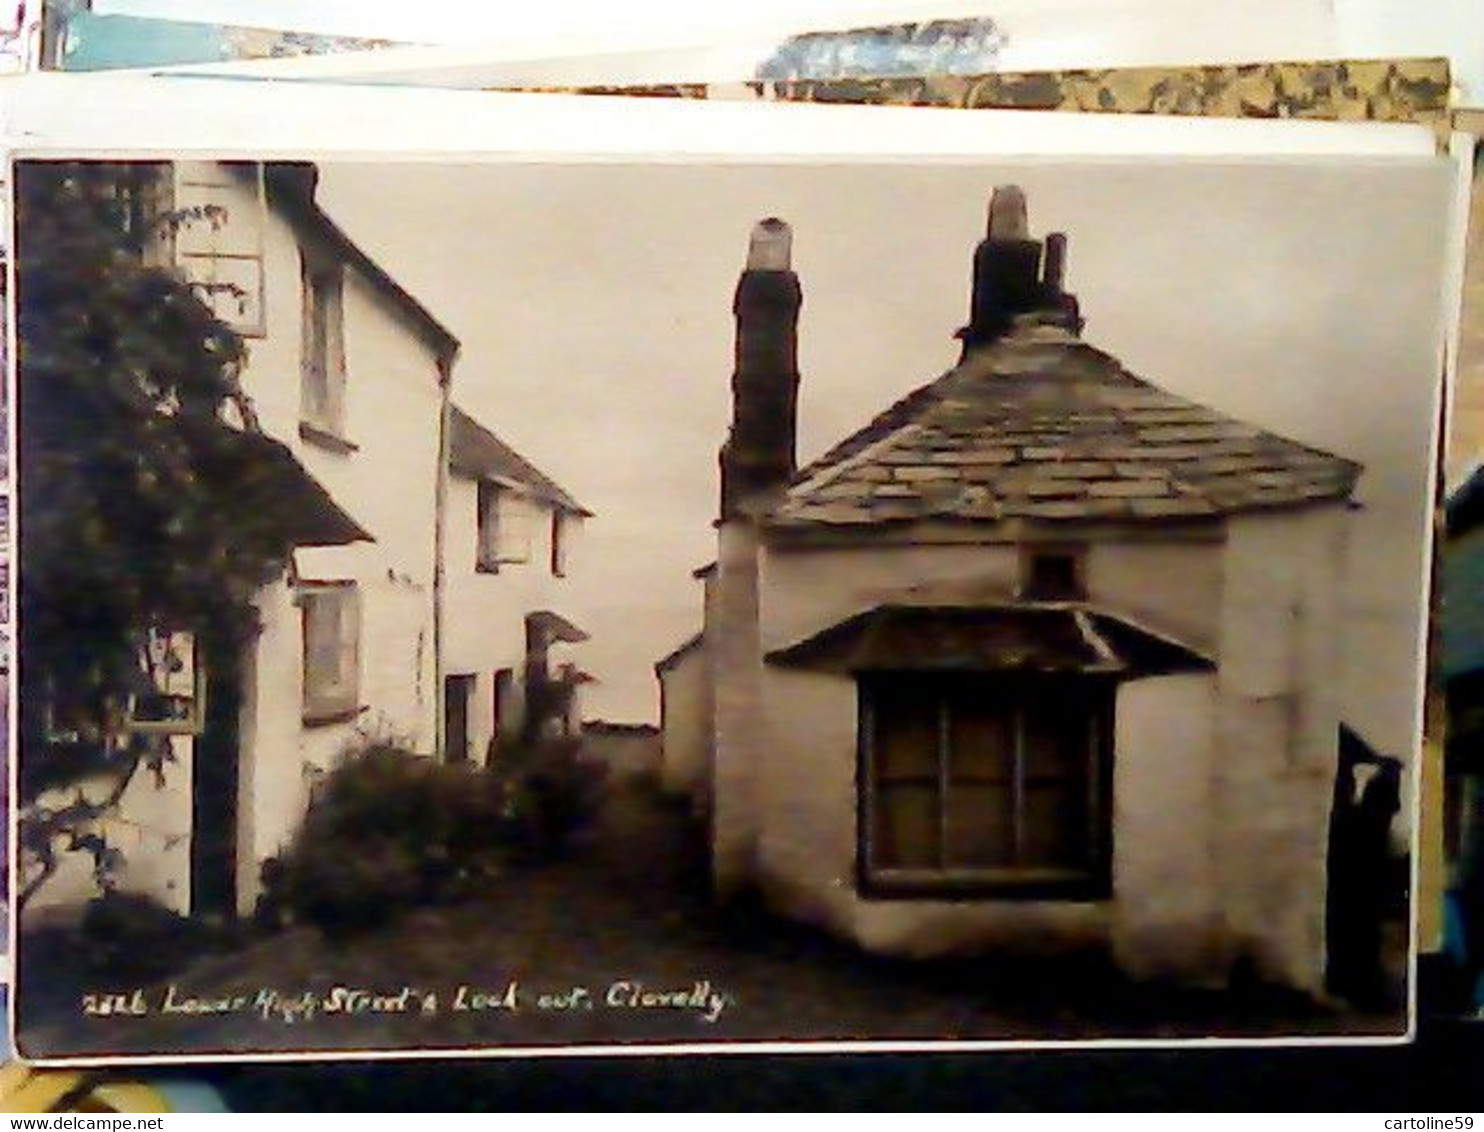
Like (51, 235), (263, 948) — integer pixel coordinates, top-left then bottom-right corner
(1086, 535), (1223, 656)
(28, 166), (452, 918)
(723, 507), (1349, 990)
(26, 733), (195, 918)
(232, 172), (447, 910)
(443, 470), (585, 762)
(760, 530), (1222, 657)
(658, 569), (720, 810)
(215, 167), (447, 911)
(711, 521), (765, 894)
(760, 540), (1020, 652)
(1213, 505), (1350, 992)
(1111, 673), (1222, 983)
(658, 641), (709, 805)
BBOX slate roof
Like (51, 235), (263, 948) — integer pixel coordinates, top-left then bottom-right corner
(769, 317), (1360, 530)
(449, 405), (592, 517)
(178, 416), (372, 547)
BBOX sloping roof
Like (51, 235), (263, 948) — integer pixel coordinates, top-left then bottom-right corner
(182, 419), (372, 547)
(526, 609), (590, 644)
(448, 405), (591, 516)
(769, 318), (1361, 530)
(765, 601), (1212, 677)
(259, 163), (460, 362)
(654, 631), (704, 674)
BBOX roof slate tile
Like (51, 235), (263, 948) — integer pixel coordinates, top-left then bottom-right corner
(769, 321), (1360, 530)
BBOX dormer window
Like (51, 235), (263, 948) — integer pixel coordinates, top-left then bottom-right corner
(1021, 545), (1085, 601)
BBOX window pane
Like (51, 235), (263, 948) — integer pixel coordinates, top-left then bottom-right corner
(1022, 691), (1094, 782)
(306, 596), (339, 686)
(336, 592), (360, 694)
(1026, 552), (1083, 599)
(301, 259), (345, 433)
(948, 693), (1014, 782)
(1021, 781), (1091, 868)
(873, 686), (938, 780)
(477, 482), (499, 566)
(945, 782), (1013, 868)
(873, 783), (939, 869)
(497, 495), (532, 563)
(862, 677), (1107, 888)
(303, 588), (359, 719)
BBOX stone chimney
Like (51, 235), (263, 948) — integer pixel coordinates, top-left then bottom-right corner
(959, 185), (1082, 356)
(719, 218), (802, 521)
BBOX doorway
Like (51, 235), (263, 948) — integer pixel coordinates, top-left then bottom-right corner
(444, 673), (475, 763)
(191, 634), (240, 920)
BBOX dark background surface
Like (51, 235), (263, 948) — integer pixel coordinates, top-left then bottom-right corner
(137, 1019), (1484, 1110)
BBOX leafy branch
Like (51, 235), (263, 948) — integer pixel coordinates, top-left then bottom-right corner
(15, 161), (303, 906)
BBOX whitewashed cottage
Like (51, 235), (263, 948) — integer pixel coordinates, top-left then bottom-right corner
(660, 187), (1362, 994)
(27, 161), (590, 921)
(29, 161), (455, 918)
(443, 404), (592, 762)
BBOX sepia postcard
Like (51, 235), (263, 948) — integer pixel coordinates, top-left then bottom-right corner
(7, 146), (1456, 1062)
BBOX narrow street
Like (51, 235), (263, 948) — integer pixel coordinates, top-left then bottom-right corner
(19, 774), (1403, 1059)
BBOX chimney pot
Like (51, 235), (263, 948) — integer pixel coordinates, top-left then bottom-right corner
(986, 185), (1029, 242)
(1043, 231), (1068, 292)
(720, 217), (803, 521)
(960, 187), (1083, 353)
(747, 217), (793, 271)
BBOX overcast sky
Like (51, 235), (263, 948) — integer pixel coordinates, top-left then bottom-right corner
(312, 157), (1450, 754)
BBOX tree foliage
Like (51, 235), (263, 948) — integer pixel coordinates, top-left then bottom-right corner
(15, 162), (305, 898)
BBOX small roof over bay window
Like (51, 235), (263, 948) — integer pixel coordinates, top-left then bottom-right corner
(765, 602), (1211, 679)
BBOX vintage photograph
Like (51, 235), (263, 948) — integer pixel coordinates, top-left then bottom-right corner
(10, 152), (1452, 1060)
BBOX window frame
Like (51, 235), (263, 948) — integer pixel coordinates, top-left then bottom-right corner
(170, 162), (268, 336)
(476, 480), (532, 572)
(299, 581), (362, 727)
(123, 627), (207, 736)
(299, 247), (349, 447)
(856, 670), (1114, 901)
(1018, 542), (1088, 602)
(550, 510), (568, 577)
(491, 667), (515, 747)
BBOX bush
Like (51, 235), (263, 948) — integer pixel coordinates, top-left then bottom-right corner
(487, 735), (608, 860)
(258, 742), (512, 936)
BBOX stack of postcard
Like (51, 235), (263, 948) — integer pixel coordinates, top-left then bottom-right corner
(1, 0), (1481, 1083)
